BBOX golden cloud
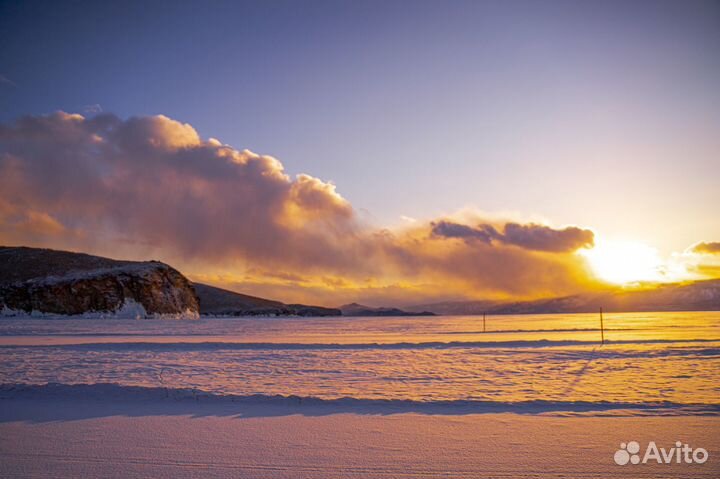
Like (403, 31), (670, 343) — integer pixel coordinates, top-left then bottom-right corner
(0, 112), (604, 304)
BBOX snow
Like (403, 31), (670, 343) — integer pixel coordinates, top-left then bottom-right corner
(1, 299), (199, 320)
(1, 399), (718, 478)
(113, 298), (147, 319)
(0, 312), (718, 477)
(1, 313), (718, 405)
(23, 262), (166, 286)
(111, 299), (199, 320)
(1, 382), (717, 416)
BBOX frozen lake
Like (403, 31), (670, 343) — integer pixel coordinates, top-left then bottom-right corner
(1, 312), (718, 412)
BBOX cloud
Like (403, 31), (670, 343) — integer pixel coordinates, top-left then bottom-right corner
(431, 220), (594, 252)
(0, 112), (357, 272)
(0, 111), (602, 304)
(0, 199), (71, 242)
(678, 241), (720, 281)
(502, 223), (594, 252)
(431, 221), (497, 243)
(691, 242), (720, 255)
(82, 104), (103, 114)
(0, 74), (17, 88)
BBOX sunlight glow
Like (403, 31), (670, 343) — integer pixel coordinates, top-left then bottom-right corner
(581, 239), (665, 285)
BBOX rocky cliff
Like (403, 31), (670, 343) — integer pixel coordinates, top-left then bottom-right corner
(0, 247), (199, 318)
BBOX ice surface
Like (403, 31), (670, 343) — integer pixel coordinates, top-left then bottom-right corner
(1, 312), (718, 407)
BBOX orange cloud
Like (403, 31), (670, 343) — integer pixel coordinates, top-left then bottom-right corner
(0, 198), (77, 244)
(0, 111), (603, 304)
(691, 242), (720, 255)
(675, 241), (720, 281)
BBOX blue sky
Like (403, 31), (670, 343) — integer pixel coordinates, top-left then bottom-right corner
(1, 0), (719, 256)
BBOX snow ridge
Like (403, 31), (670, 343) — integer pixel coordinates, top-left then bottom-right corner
(2, 382), (717, 416)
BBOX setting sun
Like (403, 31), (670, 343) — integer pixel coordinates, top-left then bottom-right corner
(581, 239), (665, 285)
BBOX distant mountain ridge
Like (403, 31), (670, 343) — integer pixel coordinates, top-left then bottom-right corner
(195, 283), (339, 317)
(411, 279), (720, 315)
(2, 246), (719, 318)
(340, 302), (435, 317)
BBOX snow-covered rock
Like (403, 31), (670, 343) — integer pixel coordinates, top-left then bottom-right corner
(0, 247), (199, 319)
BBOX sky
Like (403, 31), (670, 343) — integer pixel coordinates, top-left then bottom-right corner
(1, 0), (719, 305)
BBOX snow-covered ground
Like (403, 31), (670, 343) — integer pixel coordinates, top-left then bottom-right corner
(1, 399), (718, 478)
(1, 312), (718, 477)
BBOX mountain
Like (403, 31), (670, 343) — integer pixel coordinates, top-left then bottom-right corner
(4, 246), (717, 318)
(0, 246), (341, 318)
(412, 279), (720, 315)
(195, 283), (340, 316)
(340, 302), (435, 317)
(0, 246), (199, 318)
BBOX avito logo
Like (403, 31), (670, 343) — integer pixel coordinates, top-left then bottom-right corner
(614, 441), (708, 465)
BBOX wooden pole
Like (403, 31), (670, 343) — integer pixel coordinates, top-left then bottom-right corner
(600, 307), (605, 345)
(483, 312), (486, 333)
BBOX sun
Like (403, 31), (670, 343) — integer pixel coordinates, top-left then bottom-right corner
(581, 239), (665, 285)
